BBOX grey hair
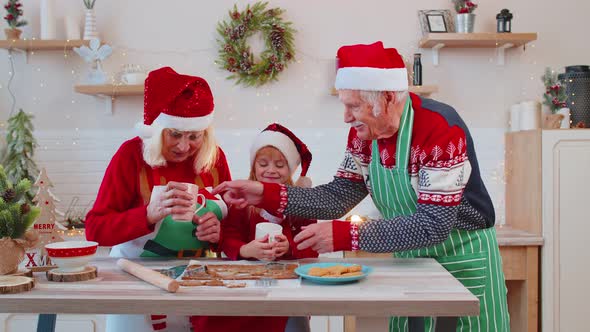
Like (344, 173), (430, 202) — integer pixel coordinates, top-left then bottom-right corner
(359, 90), (408, 116)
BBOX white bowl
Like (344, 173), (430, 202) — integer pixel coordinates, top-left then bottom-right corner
(45, 241), (98, 272)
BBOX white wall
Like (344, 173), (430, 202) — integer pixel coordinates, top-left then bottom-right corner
(1, 0), (588, 221)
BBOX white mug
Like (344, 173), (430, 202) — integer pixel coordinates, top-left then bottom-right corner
(121, 72), (147, 85)
(150, 184), (205, 222)
(255, 222), (283, 243)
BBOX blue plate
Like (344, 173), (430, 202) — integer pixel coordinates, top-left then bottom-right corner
(295, 263), (372, 284)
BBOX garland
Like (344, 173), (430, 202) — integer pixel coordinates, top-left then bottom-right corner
(216, 2), (295, 87)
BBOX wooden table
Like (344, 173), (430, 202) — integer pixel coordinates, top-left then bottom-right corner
(496, 226), (543, 332)
(344, 227), (544, 332)
(0, 257), (479, 332)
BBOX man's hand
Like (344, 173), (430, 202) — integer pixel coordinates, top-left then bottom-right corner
(193, 212), (221, 243)
(293, 222), (334, 254)
(212, 180), (264, 209)
(146, 182), (194, 225)
(272, 234), (290, 258)
(239, 236), (276, 260)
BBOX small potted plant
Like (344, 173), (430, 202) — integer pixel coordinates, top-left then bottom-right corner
(452, 0), (478, 33)
(3, 0), (26, 40)
(541, 67), (570, 128)
(0, 165), (39, 275)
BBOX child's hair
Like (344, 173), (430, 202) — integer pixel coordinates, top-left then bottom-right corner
(248, 146), (294, 186)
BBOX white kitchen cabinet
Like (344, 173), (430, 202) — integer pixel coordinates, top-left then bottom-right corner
(505, 129), (590, 332)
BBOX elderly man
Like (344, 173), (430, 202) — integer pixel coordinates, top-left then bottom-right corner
(214, 41), (509, 331)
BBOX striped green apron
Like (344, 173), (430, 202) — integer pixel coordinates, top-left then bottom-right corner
(368, 98), (510, 332)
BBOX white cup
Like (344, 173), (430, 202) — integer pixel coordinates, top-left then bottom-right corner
(150, 184), (205, 222)
(121, 72), (147, 85)
(255, 222), (283, 243)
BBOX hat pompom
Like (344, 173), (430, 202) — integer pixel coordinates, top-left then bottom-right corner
(134, 122), (156, 138)
(295, 175), (312, 188)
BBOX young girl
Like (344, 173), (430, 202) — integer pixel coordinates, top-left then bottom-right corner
(191, 123), (317, 332)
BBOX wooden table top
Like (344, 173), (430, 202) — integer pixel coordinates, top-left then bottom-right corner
(495, 226), (544, 246)
(0, 257), (478, 317)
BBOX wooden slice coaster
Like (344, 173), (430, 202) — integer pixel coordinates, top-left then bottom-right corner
(0, 276), (35, 294)
(9, 269), (33, 277)
(46, 266), (97, 282)
(30, 265), (58, 273)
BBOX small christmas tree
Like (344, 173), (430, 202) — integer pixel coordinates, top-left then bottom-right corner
(1, 109), (38, 202)
(541, 67), (568, 114)
(32, 168), (64, 256)
(0, 165), (39, 274)
(0, 165), (39, 239)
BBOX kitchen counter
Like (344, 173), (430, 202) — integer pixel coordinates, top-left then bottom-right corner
(1, 257), (478, 332)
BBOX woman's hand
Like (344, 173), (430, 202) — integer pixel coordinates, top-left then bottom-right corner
(194, 212), (221, 243)
(239, 235), (275, 260)
(146, 182), (194, 225)
(272, 234), (290, 258)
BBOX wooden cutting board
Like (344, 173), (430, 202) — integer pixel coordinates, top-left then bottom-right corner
(0, 276), (35, 294)
(46, 266), (97, 282)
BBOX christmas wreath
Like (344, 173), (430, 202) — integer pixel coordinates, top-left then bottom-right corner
(216, 2), (295, 87)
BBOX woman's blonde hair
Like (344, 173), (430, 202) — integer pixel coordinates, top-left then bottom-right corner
(248, 146), (294, 186)
(142, 126), (219, 173)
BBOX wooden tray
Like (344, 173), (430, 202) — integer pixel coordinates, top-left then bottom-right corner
(181, 263), (299, 280)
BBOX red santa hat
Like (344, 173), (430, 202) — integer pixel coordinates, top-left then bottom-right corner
(136, 66), (214, 138)
(250, 123), (313, 188)
(335, 41), (408, 91)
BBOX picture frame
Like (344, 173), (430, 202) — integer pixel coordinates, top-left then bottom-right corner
(418, 10), (454, 35)
(426, 14), (447, 33)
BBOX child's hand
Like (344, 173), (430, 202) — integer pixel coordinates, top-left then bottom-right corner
(239, 236), (275, 260)
(272, 234), (289, 259)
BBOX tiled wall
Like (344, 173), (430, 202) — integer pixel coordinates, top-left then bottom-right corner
(34, 127), (506, 224)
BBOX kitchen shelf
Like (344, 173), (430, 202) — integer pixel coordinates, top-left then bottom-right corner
(330, 85), (438, 97)
(74, 84), (143, 114)
(0, 39), (90, 51)
(418, 32), (537, 66)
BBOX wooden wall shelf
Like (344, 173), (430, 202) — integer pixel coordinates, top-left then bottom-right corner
(418, 32), (537, 66)
(419, 33), (537, 49)
(330, 85), (438, 97)
(74, 84), (143, 114)
(75, 84), (143, 97)
(0, 39), (90, 51)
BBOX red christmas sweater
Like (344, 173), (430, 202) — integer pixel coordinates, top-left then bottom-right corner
(190, 207), (317, 332)
(85, 136), (231, 246)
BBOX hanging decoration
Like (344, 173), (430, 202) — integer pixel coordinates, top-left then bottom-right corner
(216, 1), (296, 87)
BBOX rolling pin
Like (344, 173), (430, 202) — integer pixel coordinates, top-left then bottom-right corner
(116, 258), (179, 293)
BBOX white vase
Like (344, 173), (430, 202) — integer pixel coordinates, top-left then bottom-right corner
(83, 9), (98, 40)
(40, 0), (56, 39)
(64, 16), (81, 40)
(557, 108), (571, 129)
